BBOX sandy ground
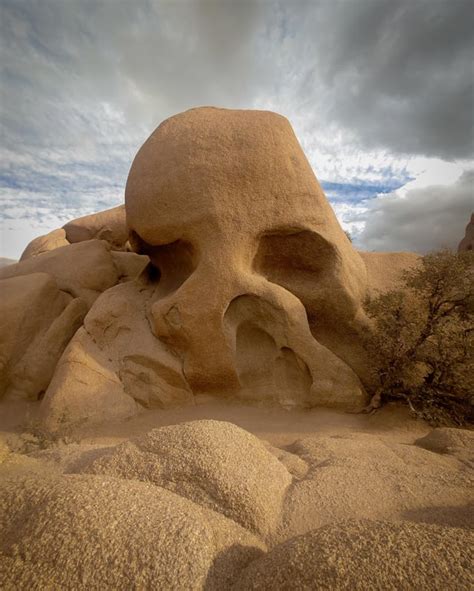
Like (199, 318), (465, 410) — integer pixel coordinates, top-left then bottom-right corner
(1, 400), (472, 589)
(0, 397), (432, 447)
(2, 400), (472, 535)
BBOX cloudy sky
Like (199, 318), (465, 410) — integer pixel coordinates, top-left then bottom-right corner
(1, 0), (473, 259)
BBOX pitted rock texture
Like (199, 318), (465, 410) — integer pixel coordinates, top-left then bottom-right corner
(232, 519), (474, 591)
(1, 239), (148, 405)
(0, 240), (119, 308)
(359, 251), (421, 296)
(276, 432), (474, 542)
(0, 273), (87, 401)
(40, 280), (192, 429)
(39, 326), (140, 428)
(1, 418), (472, 590)
(0, 474), (264, 590)
(415, 427), (474, 455)
(63, 205), (128, 249)
(19, 228), (70, 261)
(4, 108), (422, 427)
(77, 420), (293, 538)
(125, 106), (369, 406)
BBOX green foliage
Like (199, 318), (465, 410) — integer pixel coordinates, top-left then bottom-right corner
(364, 249), (474, 425)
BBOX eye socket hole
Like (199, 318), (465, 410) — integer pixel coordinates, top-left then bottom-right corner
(129, 231), (197, 296)
(253, 229), (336, 294)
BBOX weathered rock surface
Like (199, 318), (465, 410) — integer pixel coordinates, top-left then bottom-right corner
(0, 240), (119, 308)
(0, 474), (265, 590)
(39, 327), (139, 428)
(1, 416), (472, 590)
(359, 251), (421, 295)
(63, 204), (128, 249)
(0, 439), (9, 464)
(415, 427), (474, 455)
(110, 250), (149, 282)
(78, 420), (293, 538)
(0, 239), (149, 406)
(19, 206), (129, 262)
(276, 432), (474, 542)
(19, 228), (69, 261)
(458, 212), (474, 252)
(263, 441), (309, 479)
(233, 519), (474, 590)
(125, 106), (369, 409)
(3, 108), (423, 424)
(40, 280), (192, 429)
(0, 273), (86, 401)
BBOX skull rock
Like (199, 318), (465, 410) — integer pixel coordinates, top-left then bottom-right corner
(126, 107), (369, 408)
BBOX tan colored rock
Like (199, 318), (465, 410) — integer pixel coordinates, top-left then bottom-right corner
(20, 228), (70, 261)
(40, 280), (192, 429)
(458, 212), (474, 252)
(0, 273), (86, 401)
(263, 441), (309, 479)
(19, 205), (129, 263)
(110, 250), (149, 281)
(78, 420), (293, 538)
(276, 432), (473, 542)
(0, 240), (120, 307)
(415, 427), (474, 454)
(40, 327), (139, 430)
(63, 204), (128, 249)
(125, 106), (369, 408)
(359, 251), (421, 296)
(0, 474), (265, 590)
(232, 519), (474, 590)
(6, 297), (87, 401)
(40, 108), (430, 428)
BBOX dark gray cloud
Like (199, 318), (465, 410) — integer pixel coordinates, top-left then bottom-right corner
(278, 0), (474, 160)
(1, 0), (472, 162)
(0, 0), (473, 258)
(356, 169), (474, 253)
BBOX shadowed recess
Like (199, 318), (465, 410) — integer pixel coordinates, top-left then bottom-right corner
(225, 294), (312, 406)
(130, 230), (197, 297)
(253, 229), (337, 311)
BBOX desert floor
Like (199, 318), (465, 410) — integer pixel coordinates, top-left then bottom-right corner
(1, 400), (473, 589)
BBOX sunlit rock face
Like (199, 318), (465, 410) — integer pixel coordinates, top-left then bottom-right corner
(39, 107), (376, 428)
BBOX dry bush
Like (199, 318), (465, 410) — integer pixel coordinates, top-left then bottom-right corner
(363, 249), (474, 425)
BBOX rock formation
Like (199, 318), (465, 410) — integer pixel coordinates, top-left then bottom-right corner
(0, 107), (421, 428)
(19, 205), (129, 261)
(0, 273), (87, 401)
(19, 228), (69, 261)
(458, 213), (474, 252)
(78, 420), (292, 537)
(232, 519), (474, 590)
(0, 473), (264, 590)
(0, 240), (122, 308)
(63, 205), (128, 250)
(1, 421), (472, 589)
(0, 240), (147, 406)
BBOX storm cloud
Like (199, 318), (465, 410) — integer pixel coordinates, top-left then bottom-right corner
(0, 0), (473, 258)
(357, 169), (474, 253)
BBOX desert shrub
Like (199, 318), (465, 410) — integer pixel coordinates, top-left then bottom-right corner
(363, 249), (474, 425)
